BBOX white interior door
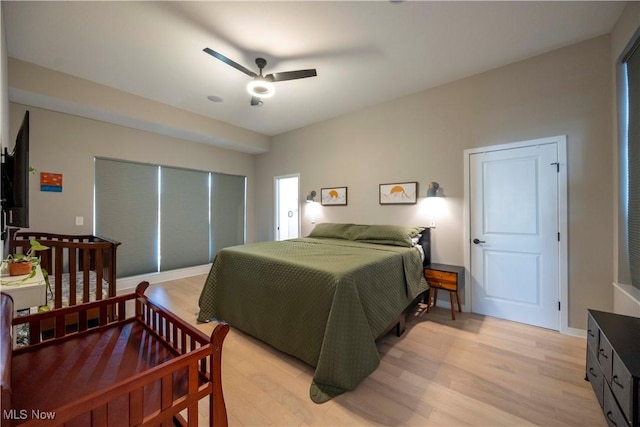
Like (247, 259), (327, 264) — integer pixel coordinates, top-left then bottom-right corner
(275, 175), (299, 241)
(470, 141), (561, 330)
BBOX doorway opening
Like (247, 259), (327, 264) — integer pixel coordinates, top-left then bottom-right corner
(275, 174), (300, 241)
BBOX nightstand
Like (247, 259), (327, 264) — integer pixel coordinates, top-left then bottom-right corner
(0, 264), (47, 313)
(424, 263), (464, 320)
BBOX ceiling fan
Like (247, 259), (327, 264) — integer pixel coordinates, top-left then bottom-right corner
(203, 48), (317, 106)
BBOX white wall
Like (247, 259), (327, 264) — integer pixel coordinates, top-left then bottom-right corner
(256, 35), (613, 330)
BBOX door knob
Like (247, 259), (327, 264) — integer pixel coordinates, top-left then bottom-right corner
(473, 238), (486, 244)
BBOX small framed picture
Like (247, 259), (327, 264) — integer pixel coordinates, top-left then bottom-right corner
(321, 187), (348, 206)
(379, 182), (418, 205)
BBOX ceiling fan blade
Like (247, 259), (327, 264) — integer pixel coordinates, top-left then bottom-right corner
(203, 48), (257, 78)
(266, 69), (317, 82)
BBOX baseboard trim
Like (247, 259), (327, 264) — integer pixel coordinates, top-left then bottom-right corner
(116, 264), (211, 293)
(566, 327), (586, 338)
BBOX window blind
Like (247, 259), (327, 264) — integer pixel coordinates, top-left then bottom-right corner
(95, 158), (246, 278)
(625, 38), (640, 290)
(160, 166), (210, 271)
(210, 172), (246, 259)
(95, 158), (158, 277)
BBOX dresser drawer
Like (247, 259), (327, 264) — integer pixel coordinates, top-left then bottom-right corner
(587, 347), (605, 409)
(587, 313), (599, 354)
(425, 269), (457, 283)
(598, 332), (614, 382)
(612, 352), (634, 424)
(425, 270), (457, 290)
(604, 383), (630, 427)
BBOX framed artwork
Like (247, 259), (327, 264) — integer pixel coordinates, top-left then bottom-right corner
(40, 172), (63, 192)
(379, 182), (418, 205)
(321, 187), (348, 206)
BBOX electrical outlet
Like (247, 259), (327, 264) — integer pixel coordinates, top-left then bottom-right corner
(429, 218), (436, 228)
(75, 216), (84, 226)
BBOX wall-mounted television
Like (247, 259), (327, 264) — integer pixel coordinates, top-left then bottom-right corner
(1, 110), (30, 236)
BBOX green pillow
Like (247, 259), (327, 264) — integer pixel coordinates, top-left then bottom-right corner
(308, 223), (354, 240)
(353, 225), (424, 247)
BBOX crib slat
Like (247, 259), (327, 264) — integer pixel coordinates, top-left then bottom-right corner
(55, 313), (66, 338)
(69, 247), (77, 306)
(94, 249), (104, 301)
(188, 362), (198, 426)
(172, 323), (179, 350)
(28, 319), (40, 345)
(54, 246), (64, 309)
(79, 309), (88, 332)
(83, 248), (91, 303)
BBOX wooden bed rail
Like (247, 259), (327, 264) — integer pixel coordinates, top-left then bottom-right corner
(5, 282), (229, 426)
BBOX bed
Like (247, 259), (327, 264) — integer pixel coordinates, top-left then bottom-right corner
(9, 231), (120, 310)
(1, 281), (229, 427)
(198, 223), (430, 403)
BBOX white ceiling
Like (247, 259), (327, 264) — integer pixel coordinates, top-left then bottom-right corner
(3, 1), (627, 137)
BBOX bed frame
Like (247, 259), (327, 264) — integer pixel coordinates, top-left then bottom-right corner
(378, 227), (431, 338)
(1, 282), (229, 427)
(9, 230), (120, 309)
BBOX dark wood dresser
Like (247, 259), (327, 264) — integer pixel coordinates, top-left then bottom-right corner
(586, 309), (640, 427)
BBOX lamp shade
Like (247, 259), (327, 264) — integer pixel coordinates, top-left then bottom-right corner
(426, 182), (440, 197)
(306, 190), (317, 202)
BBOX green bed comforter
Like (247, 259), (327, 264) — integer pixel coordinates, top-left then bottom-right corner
(197, 237), (427, 403)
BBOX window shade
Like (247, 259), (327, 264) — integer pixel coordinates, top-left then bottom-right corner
(160, 167), (210, 271)
(95, 158), (158, 277)
(210, 173), (246, 260)
(95, 158), (247, 278)
(626, 39), (640, 290)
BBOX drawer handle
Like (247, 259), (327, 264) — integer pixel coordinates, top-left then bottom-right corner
(589, 367), (598, 378)
(599, 348), (608, 359)
(606, 411), (618, 426)
(587, 329), (595, 338)
(612, 375), (624, 389)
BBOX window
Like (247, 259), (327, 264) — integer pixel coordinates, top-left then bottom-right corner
(623, 34), (640, 290)
(94, 158), (246, 278)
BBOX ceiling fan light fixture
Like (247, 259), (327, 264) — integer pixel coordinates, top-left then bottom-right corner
(247, 79), (275, 98)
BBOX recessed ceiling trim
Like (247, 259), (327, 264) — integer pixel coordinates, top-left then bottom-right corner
(9, 87), (268, 154)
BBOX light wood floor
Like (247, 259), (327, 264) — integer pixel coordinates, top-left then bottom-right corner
(144, 274), (606, 426)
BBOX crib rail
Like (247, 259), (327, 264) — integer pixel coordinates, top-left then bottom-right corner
(9, 231), (120, 308)
(8, 282), (229, 426)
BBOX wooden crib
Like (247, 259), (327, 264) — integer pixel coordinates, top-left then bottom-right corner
(1, 282), (229, 427)
(9, 231), (120, 309)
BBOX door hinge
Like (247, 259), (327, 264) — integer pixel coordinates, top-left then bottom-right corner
(551, 162), (560, 172)
(558, 301), (561, 311)
(558, 232), (560, 242)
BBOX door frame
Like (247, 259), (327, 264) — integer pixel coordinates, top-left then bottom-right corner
(463, 136), (568, 333)
(274, 173), (300, 241)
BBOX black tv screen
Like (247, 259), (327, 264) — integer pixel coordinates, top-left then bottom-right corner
(1, 110), (30, 228)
